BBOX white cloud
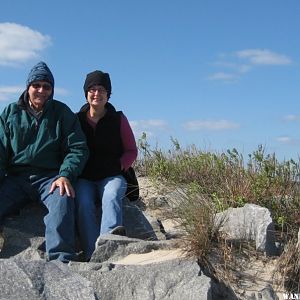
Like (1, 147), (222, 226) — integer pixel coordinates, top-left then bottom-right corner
(54, 88), (69, 96)
(0, 85), (23, 101)
(131, 119), (168, 130)
(0, 22), (51, 66)
(236, 49), (292, 65)
(213, 61), (252, 73)
(183, 120), (239, 131)
(276, 136), (297, 144)
(209, 49), (292, 82)
(238, 64), (252, 73)
(130, 119), (168, 138)
(207, 72), (237, 81)
(283, 114), (300, 121)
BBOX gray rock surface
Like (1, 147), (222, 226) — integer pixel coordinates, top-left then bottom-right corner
(0, 259), (96, 300)
(216, 204), (279, 256)
(0, 198), (164, 258)
(1, 191), (281, 299)
(0, 203), (46, 259)
(0, 200), (238, 299)
(91, 234), (174, 263)
(71, 258), (213, 300)
(123, 198), (165, 240)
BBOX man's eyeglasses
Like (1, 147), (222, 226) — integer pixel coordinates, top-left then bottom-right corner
(31, 83), (52, 91)
(88, 87), (107, 94)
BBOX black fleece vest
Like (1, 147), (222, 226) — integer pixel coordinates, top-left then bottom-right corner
(78, 110), (123, 180)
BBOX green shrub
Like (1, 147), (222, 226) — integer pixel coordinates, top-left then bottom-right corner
(137, 135), (299, 237)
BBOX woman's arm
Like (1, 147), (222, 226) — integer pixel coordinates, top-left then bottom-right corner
(120, 113), (138, 171)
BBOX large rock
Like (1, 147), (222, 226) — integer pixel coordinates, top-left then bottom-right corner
(0, 231), (237, 300)
(0, 259), (96, 300)
(0, 198), (164, 260)
(123, 198), (165, 240)
(70, 234), (237, 300)
(0, 203), (46, 260)
(72, 258), (213, 300)
(216, 204), (278, 256)
(90, 234), (177, 263)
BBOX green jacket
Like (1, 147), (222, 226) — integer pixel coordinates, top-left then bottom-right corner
(0, 91), (89, 183)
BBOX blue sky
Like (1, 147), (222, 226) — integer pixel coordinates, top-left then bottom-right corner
(0, 1), (300, 161)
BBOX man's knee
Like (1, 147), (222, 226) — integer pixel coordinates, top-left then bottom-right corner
(45, 193), (75, 215)
(0, 176), (31, 217)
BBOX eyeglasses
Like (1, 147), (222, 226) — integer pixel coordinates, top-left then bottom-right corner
(31, 83), (52, 91)
(88, 87), (107, 94)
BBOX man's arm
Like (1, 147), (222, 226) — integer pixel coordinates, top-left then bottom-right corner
(51, 107), (89, 197)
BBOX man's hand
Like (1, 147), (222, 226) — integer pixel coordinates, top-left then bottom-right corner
(49, 176), (75, 198)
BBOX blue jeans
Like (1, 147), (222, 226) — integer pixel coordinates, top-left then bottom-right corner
(0, 173), (76, 262)
(75, 175), (127, 260)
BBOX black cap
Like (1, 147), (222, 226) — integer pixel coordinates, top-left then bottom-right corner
(83, 70), (112, 99)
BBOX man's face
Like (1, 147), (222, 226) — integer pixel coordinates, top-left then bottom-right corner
(28, 81), (53, 111)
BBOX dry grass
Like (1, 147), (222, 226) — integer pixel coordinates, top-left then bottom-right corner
(164, 185), (261, 287)
(170, 192), (217, 259)
(274, 238), (300, 293)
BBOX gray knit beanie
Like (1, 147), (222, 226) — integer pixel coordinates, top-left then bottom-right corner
(26, 61), (55, 88)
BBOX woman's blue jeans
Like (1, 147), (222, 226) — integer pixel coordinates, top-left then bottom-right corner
(74, 175), (127, 260)
(0, 173), (76, 262)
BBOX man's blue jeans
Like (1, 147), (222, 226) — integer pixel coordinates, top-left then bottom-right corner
(74, 175), (127, 260)
(0, 173), (76, 262)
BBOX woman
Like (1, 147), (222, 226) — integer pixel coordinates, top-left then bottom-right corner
(75, 70), (138, 261)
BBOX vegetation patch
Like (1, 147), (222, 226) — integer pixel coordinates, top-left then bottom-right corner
(136, 133), (300, 293)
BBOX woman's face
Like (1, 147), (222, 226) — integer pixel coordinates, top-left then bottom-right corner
(28, 81), (53, 111)
(87, 85), (108, 109)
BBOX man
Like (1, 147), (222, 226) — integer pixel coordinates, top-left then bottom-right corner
(0, 61), (89, 262)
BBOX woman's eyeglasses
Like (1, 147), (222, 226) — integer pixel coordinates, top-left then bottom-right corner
(88, 88), (107, 94)
(31, 83), (52, 91)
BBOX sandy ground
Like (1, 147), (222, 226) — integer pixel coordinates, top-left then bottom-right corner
(113, 249), (184, 265)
